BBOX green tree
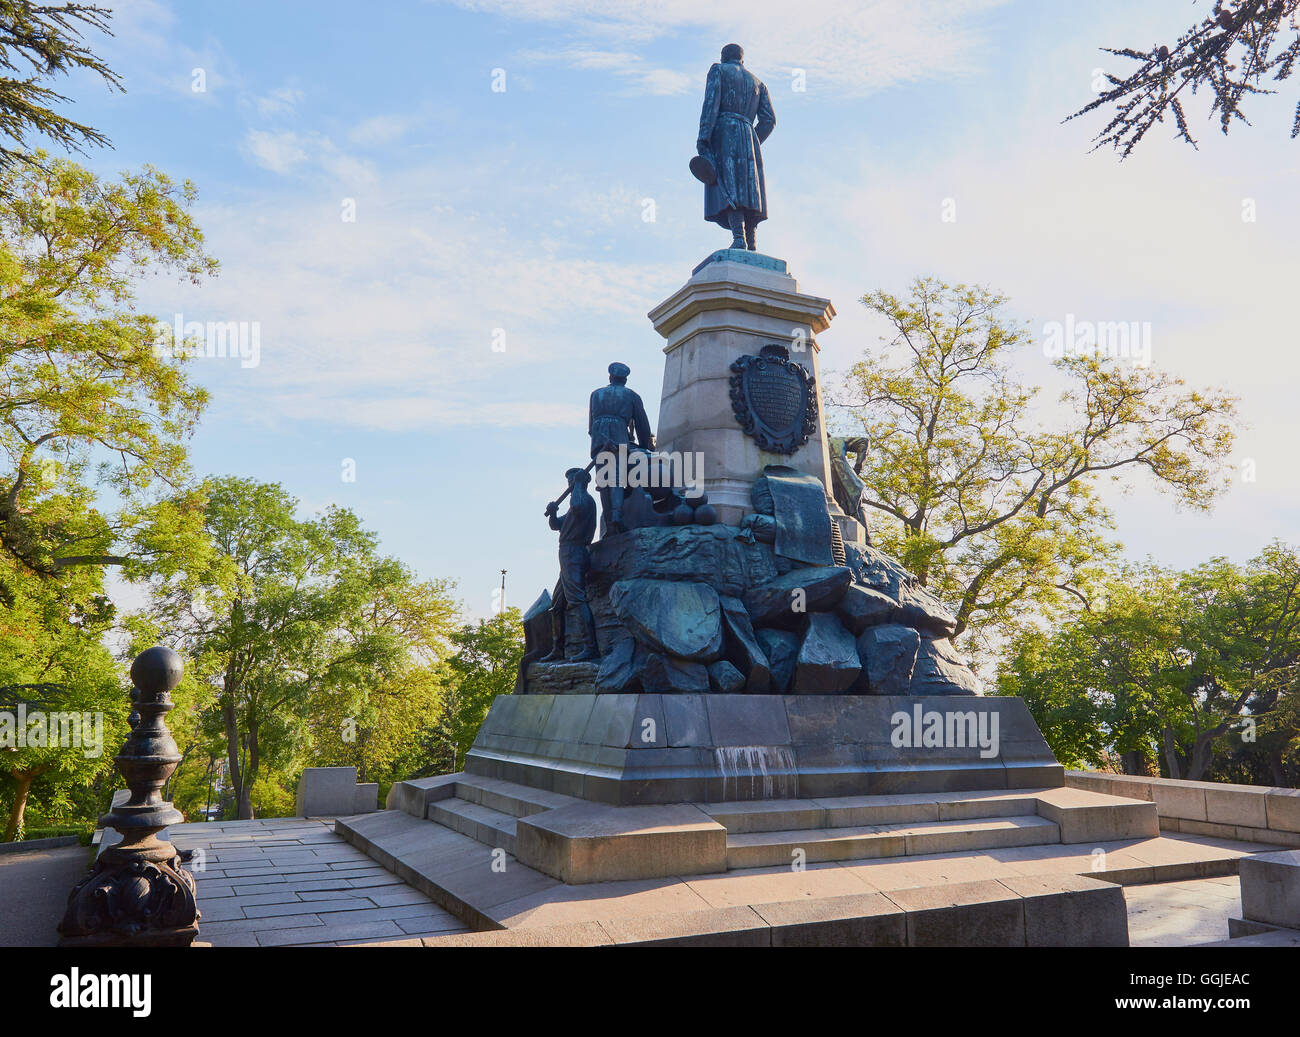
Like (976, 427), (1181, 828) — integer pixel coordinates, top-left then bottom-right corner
(998, 546), (1300, 782)
(146, 477), (460, 819)
(833, 277), (1237, 653)
(430, 610), (523, 773)
(997, 565), (1185, 773)
(301, 556), (458, 791)
(0, 2), (121, 166)
(0, 551), (126, 839)
(0, 154), (216, 581)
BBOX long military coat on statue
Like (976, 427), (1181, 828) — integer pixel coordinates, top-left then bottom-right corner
(697, 59), (775, 229)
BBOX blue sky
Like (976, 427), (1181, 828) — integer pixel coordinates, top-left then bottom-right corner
(57, 0), (1300, 621)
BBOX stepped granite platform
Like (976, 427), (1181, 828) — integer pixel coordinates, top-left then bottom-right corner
(24, 813), (1259, 948)
(333, 761), (1281, 945)
(336, 784), (1272, 945)
(24, 810), (1263, 947)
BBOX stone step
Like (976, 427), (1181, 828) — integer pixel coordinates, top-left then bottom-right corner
(701, 790), (1049, 834)
(428, 798), (518, 854)
(701, 786), (1159, 845)
(451, 776), (582, 820)
(1201, 929), (1300, 947)
(335, 809), (560, 931)
(726, 815), (1061, 869)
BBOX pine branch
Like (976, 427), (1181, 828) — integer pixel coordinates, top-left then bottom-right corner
(0, 2), (121, 166)
(1068, 0), (1300, 158)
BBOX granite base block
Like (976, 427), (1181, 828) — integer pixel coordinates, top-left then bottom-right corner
(466, 694), (1063, 805)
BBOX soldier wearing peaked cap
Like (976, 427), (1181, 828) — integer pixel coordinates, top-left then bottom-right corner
(588, 362), (655, 535)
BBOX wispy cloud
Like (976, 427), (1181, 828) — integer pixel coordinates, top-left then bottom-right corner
(103, 0), (241, 98)
(241, 129), (377, 185)
(243, 129), (309, 173)
(254, 85), (304, 118)
(348, 113), (417, 147)
(139, 158), (679, 434)
(519, 47), (693, 95)
(446, 0), (1012, 95)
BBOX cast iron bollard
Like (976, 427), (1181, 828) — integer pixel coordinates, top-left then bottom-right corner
(58, 646), (200, 947)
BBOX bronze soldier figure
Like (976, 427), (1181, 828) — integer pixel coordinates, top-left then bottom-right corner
(588, 361), (654, 535)
(694, 43), (775, 252)
(829, 436), (873, 545)
(542, 467), (599, 662)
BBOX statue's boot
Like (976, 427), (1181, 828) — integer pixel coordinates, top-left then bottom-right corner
(570, 605), (600, 662)
(607, 486), (626, 534)
(744, 213), (758, 251)
(539, 609), (566, 662)
(727, 209), (746, 250)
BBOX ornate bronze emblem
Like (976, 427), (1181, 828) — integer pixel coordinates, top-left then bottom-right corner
(729, 344), (818, 454)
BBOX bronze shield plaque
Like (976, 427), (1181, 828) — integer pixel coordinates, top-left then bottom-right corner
(729, 345), (818, 454)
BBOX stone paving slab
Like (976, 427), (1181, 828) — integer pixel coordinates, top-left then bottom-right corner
(200, 913), (327, 936)
(171, 819), (469, 946)
(256, 919), (407, 947)
(755, 892), (906, 947)
(395, 918), (467, 937)
(225, 880), (298, 895)
(212, 862), (331, 878)
(1126, 876), (1243, 946)
(682, 861), (870, 908)
(346, 873), (405, 888)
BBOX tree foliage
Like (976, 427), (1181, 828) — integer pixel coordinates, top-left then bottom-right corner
(0, 152), (214, 839)
(0, 154), (216, 583)
(1071, 0), (1300, 157)
(435, 610), (523, 773)
(998, 545), (1300, 783)
(832, 277), (1238, 653)
(147, 477), (460, 819)
(0, 550), (126, 839)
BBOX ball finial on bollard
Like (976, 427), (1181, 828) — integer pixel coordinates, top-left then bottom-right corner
(130, 645), (184, 696)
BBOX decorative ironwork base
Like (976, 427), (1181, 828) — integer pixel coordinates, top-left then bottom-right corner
(60, 841), (199, 947)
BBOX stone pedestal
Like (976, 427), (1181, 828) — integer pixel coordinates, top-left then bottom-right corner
(295, 766), (379, 818)
(1238, 849), (1300, 930)
(648, 250), (839, 528)
(465, 693), (1064, 805)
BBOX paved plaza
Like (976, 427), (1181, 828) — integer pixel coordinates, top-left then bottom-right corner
(150, 817), (1266, 947)
(166, 818), (469, 947)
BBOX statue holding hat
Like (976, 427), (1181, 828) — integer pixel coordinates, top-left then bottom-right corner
(542, 466), (599, 662)
(692, 43), (775, 252)
(588, 361), (655, 536)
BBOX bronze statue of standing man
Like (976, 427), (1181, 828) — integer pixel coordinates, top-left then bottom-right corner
(693, 43), (775, 252)
(542, 467), (599, 662)
(588, 361), (654, 536)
